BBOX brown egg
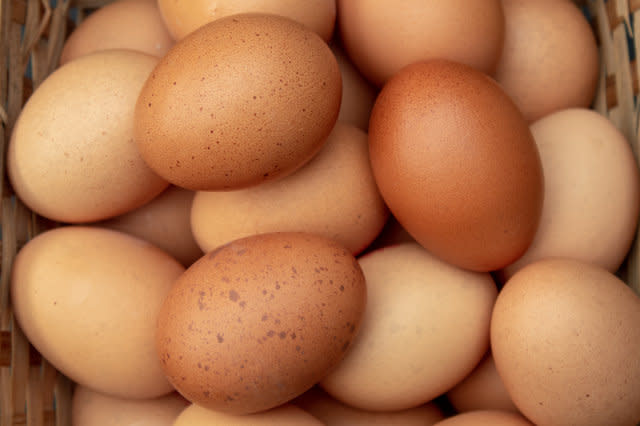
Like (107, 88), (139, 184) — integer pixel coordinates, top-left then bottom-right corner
(499, 108), (640, 280)
(190, 122), (388, 255)
(446, 353), (518, 414)
(135, 13), (341, 191)
(293, 386), (445, 425)
(495, 0), (599, 122)
(8, 50), (168, 223)
(491, 258), (640, 426)
(72, 386), (188, 426)
(434, 411), (532, 426)
(331, 44), (377, 130)
(156, 232), (367, 414)
(173, 403), (323, 425)
(59, 0), (174, 65)
(99, 186), (202, 266)
(321, 243), (497, 411)
(157, 0), (336, 41)
(10, 227), (184, 398)
(337, 0), (504, 86)
(368, 60), (544, 272)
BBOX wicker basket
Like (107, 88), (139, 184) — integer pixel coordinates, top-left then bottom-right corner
(0, 0), (638, 424)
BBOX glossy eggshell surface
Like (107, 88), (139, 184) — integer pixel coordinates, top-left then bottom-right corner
(10, 227), (185, 398)
(190, 122), (388, 255)
(491, 258), (640, 426)
(368, 60), (543, 272)
(134, 13), (341, 191)
(156, 232), (366, 414)
(8, 50), (168, 223)
(71, 386), (188, 426)
(321, 243), (497, 411)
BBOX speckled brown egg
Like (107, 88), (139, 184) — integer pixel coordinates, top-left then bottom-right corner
(491, 258), (640, 426)
(134, 13), (341, 191)
(155, 232), (366, 414)
(368, 60), (544, 272)
(190, 122), (388, 256)
(59, 0), (174, 65)
(8, 50), (168, 223)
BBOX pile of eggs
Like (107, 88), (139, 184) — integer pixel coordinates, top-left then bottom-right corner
(7, 0), (640, 425)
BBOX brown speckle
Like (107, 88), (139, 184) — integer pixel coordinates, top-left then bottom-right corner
(278, 331), (286, 339)
(262, 314), (268, 321)
(239, 301), (246, 308)
(229, 290), (239, 301)
(204, 391), (210, 397)
(340, 285), (345, 292)
(267, 330), (275, 337)
(291, 333), (296, 339)
(217, 333), (224, 343)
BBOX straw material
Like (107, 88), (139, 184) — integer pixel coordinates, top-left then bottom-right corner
(0, 0), (638, 425)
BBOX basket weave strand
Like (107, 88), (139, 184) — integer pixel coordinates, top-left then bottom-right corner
(1, 0), (639, 425)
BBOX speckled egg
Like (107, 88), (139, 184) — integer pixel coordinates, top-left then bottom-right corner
(155, 232), (367, 414)
(134, 13), (341, 190)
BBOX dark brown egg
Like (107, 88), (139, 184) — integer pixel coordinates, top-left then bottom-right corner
(155, 232), (366, 414)
(135, 13), (341, 191)
(368, 60), (543, 272)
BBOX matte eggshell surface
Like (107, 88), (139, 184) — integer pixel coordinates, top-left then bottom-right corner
(8, 50), (168, 223)
(156, 232), (366, 414)
(191, 122), (388, 255)
(434, 410), (532, 426)
(173, 403), (323, 425)
(134, 13), (341, 191)
(10, 227), (185, 399)
(491, 258), (640, 426)
(321, 243), (497, 411)
(368, 60), (543, 272)
(71, 386), (188, 426)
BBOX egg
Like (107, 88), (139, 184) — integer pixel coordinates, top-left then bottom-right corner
(491, 258), (640, 425)
(495, 0), (599, 122)
(59, 0), (174, 65)
(173, 403), (323, 425)
(190, 122), (388, 255)
(157, 0), (336, 41)
(368, 60), (544, 272)
(499, 108), (640, 280)
(156, 232), (366, 414)
(8, 50), (168, 223)
(434, 411), (533, 426)
(446, 353), (518, 414)
(293, 386), (445, 425)
(134, 13), (342, 191)
(99, 185), (203, 266)
(10, 226), (185, 398)
(320, 243), (497, 411)
(337, 0), (504, 86)
(331, 44), (377, 130)
(71, 386), (188, 426)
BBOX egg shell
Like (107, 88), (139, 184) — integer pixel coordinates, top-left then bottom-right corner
(155, 232), (367, 414)
(10, 226), (185, 398)
(99, 185), (202, 266)
(72, 386), (188, 426)
(59, 0), (174, 65)
(495, 0), (599, 122)
(134, 13), (342, 191)
(157, 0), (336, 41)
(491, 258), (640, 426)
(293, 386), (445, 425)
(446, 353), (518, 414)
(434, 411), (533, 426)
(368, 60), (544, 272)
(8, 50), (168, 223)
(331, 44), (377, 130)
(173, 403), (323, 425)
(190, 122), (388, 255)
(499, 108), (640, 280)
(321, 243), (497, 411)
(337, 0), (504, 86)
